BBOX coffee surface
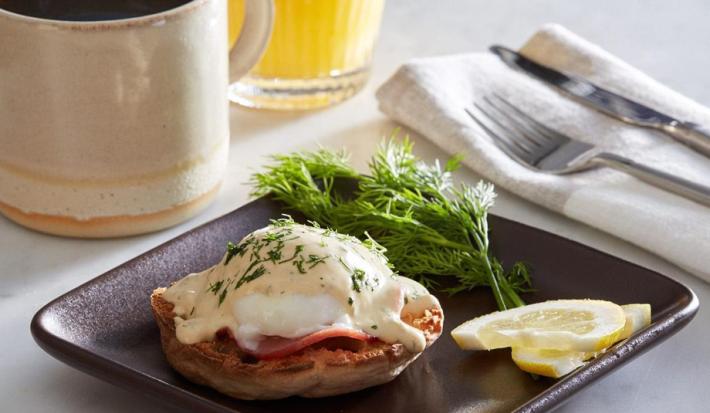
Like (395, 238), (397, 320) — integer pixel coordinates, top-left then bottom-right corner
(0, 0), (191, 21)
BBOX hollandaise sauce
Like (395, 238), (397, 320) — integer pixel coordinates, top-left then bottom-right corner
(163, 218), (439, 355)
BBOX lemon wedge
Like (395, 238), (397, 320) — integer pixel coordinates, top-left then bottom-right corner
(509, 303), (652, 378)
(619, 303), (652, 340)
(451, 299), (626, 352)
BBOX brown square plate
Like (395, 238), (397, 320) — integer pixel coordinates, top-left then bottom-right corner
(31, 196), (698, 412)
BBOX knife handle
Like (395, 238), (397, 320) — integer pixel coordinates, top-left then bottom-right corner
(663, 122), (710, 157)
(594, 152), (710, 207)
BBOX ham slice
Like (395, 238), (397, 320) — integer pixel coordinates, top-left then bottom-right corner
(218, 327), (373, 360)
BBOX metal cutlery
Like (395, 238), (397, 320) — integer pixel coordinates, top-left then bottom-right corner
(465, 94), (710, 207)
(491, 45), (710, 158)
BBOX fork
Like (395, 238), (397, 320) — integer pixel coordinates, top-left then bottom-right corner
(465, 94), (710, 207)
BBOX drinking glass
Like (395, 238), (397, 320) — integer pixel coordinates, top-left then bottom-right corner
(228, 0), (385, 110)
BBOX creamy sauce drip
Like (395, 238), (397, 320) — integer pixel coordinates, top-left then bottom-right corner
(162, 221), (439, 353)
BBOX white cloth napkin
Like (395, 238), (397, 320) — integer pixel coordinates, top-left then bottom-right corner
(376, 23), (710, 282)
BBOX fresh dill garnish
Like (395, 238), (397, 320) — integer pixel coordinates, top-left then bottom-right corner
(362, 232), (387, 258)
(251, 135), (532, 310)
(371, 324), (378, 330)
(240, 258), (263, 281)
(235, 265), (267, 289)
(293, 256), (307, 274)
(267, 247), (283, 263)
(207, 280), (224, 294)
(279, 244), (304, 264)
(270, 215), (296, 227)
(351, 268), (366, 293)
(307, 254), (328, 269)
(224, 239), (251, 265)
(224, 242), (239, 265)
(337, 256), (351, 271)
(263, 231), (286, 242)
(218, 288), (228, 305)
(347, 297), (353, 306)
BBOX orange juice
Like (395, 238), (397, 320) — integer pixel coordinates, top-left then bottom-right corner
(227, 0), (242, 50)
(228, 0), (385, 109)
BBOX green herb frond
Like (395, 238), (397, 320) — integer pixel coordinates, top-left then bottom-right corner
(249, 133), (532, 311)
(270, 214), (295, 227)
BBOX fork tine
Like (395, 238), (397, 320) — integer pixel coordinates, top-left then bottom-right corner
(489, 92), (570, 144)
(465, 107), (532, 162)
(481, 96), (550, 148)
(472, 102), (537, 154)
(467, 93), (600, 174)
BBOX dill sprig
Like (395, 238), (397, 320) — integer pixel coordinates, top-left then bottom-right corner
(250, 136), (531, 310)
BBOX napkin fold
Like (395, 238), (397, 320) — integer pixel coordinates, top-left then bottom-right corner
(376, 24), (710, 282)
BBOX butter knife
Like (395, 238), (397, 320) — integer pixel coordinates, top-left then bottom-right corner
(491, 45), (710, 157)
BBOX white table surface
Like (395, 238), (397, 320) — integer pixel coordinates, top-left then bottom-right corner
(2, 1), (709, 412)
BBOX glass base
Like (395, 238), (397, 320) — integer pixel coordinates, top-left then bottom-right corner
(229, 67), (370, 110)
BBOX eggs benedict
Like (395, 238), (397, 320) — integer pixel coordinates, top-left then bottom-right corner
(151, 217), (443, 399)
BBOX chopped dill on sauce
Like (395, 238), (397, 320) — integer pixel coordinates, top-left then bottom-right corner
(267, 248), (283, 263)
(307, 254), (328, 269)
(279, 244), (304, 264)
(224, 241), (248, 265)
(293, 256), (307, 274)
(338, 256), (351, 271)
(234, 265), (266, 290)
(207, 280), (224, 294)
(351, 268), (366, 293)
(270, 215), (295, 227)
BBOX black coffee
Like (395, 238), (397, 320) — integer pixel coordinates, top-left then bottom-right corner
(0, 0), (192, 21)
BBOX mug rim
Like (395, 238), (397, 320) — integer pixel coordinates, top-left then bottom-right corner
(0, 0), (211, 29)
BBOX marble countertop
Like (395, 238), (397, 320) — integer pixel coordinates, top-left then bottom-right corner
(1, 1), (709, 412)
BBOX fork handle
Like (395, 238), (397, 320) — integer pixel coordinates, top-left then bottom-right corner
(662, 122), (710, 158)
(593, 152), (710, 207)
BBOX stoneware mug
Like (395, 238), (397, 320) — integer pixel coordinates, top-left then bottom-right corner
(0, 0), (273, 237)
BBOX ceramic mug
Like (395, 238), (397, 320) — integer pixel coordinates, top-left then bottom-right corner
(0, 0), (273, 237)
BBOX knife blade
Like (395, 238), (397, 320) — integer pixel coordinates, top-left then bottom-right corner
(490, 45), (710, 157)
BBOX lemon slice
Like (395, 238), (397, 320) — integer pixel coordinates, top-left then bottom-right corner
(510, 303), (652, 378)
(451, 299), (625, 352)
(619, 304), (652, 339)
(511, 347), (595, 378)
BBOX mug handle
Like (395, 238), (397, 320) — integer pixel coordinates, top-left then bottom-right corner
(228, 0), (274, 82)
